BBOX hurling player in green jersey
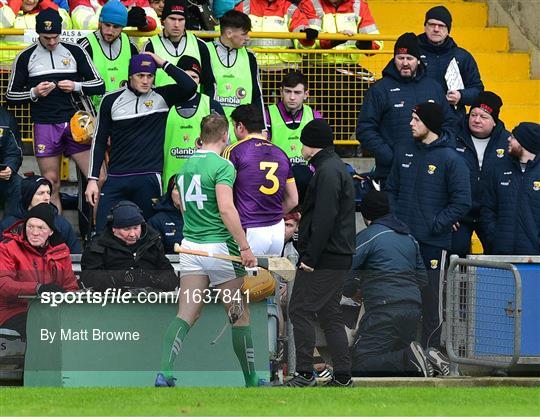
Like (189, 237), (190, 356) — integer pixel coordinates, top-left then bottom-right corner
(155, 114), (263, 388)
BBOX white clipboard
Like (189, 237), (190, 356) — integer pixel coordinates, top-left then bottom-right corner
(445, 58), (464, 91)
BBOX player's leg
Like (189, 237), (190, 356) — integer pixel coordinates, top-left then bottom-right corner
(69, 149), (107, 190)
(215, 276), (261, 387)
(94, 177), (125, 233)
(66, 121), (107, 215)
(268, 219), (285, 256)
(157, 240), (210, 386)
(246, 226), (272, 256)
(69, 147), (97, 180)
(70, 150), (106, 229)
(158, 273), (208, 385)
(0, 173), (21, 217)
(211, 239), (260, 387)
(131, 173), (162, 221)
(33, 123), (64, 211)
(419, 244), (445, 349)
(246, 220), (285, 257)
(36, 155), (62, 210)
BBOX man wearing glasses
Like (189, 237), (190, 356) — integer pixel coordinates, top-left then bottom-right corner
(417, 6), (484, 116)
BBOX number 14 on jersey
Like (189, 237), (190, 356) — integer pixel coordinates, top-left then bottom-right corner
(178, 174), (208, 210)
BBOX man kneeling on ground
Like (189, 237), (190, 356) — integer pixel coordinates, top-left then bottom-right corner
(344, 190), (450, 377)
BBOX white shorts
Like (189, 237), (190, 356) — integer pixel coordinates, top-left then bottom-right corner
(179, 238), (246, 287)
(246, 219), (285, 257)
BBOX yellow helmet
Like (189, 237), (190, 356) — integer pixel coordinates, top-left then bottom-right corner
(70, 111), (95, 144)
(241, 269), (276, 302)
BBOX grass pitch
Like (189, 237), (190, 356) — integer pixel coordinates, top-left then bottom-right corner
(1, 386), (539, 416)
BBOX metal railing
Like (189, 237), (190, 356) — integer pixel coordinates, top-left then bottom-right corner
(0, 29), (394, 148)
(446, 256), (523, 369)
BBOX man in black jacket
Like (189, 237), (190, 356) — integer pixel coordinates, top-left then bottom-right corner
(80, 201), (178, 292)
(0, 106), (22, 217)
(417, 6), (484, 116)
(386, 102), (471, 350)
(345, 190), (449, 377)
(286, 119), (356, 387)
(451, 91), (510, 256)
(85, 52), (197, 232)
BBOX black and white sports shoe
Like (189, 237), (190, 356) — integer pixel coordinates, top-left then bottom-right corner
(426, 347), (451, 376)
(284, 372), (317, 387)
(314, 367), (333, 380)
(323, 377), (354, 387)
(408, 341), (434, 378)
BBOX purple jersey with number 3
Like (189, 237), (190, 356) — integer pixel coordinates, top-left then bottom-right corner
(223, 135), (294, 229)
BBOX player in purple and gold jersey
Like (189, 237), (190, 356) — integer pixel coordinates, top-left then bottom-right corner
(222, 104), (298, 256)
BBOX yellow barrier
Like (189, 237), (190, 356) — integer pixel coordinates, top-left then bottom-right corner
(0, 30), (393, 150)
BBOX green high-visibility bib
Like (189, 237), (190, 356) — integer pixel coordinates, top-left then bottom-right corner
(268, 104), (314, 164)
(207, 42), (252, 142)
(162, 94), (211, 189)
(151, 32), (201, 87)
(87, 32), (131, 110)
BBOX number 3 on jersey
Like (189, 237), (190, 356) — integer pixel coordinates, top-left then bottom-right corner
(259, 161), (279, 195)
(178, 174), (208, 209)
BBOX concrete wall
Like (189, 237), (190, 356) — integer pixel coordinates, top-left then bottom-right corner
(481, 0), (540, 78)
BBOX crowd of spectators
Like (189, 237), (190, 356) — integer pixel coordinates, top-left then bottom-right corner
(0, 0), (538, 383)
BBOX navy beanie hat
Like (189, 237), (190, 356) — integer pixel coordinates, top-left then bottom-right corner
(425, 5), (452, 32)
(394, 32), (421, 60)
(162, 0), (187, 19)
(21, 176), (52, 210)
(300, 119), (334, 149)
(36, 8), (62, 35)
(177, 55), (201, 77)
(413, 102), (444, 136)
(25, 202), (56, 231)
(111, 201), (145, 228)
(471, 91), (503, 124)
(359, 190), (389, 221)
(512, 122), (540, 155)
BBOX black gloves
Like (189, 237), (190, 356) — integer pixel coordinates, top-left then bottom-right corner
(301, 28), (319, 41)
(37, 284), (65, 295)
(127, 7), (147, 28)
(355, 40), (373, 50)
(330, 39), (348, 48)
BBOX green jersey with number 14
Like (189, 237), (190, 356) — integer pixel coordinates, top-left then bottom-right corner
(177, 150), (237, 243)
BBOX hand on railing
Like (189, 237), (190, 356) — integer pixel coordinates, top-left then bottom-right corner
(127, 6), (147, 28)
(301, 28), (319, 41)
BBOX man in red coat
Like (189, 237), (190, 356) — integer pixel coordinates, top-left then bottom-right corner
(0, 203), (78, 339)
